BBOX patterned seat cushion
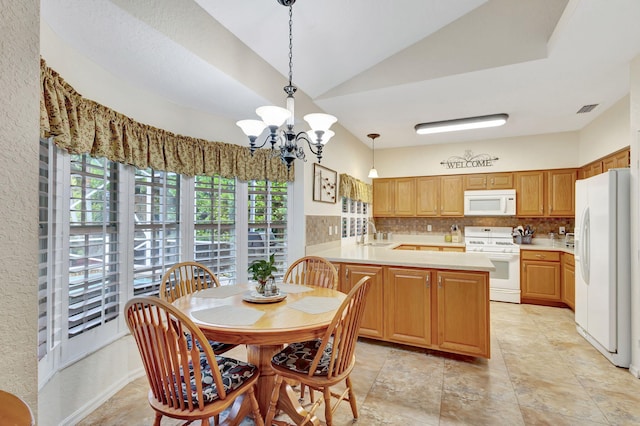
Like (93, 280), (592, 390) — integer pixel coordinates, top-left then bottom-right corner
(271, 339), (333, 376)
(185, 333), (236, 354)
(180, 355), (257, 405)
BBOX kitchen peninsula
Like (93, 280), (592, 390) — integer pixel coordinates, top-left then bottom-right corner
(308, 238), (494, 358)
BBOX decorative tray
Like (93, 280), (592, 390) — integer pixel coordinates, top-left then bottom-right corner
(242, 291), (287, 304)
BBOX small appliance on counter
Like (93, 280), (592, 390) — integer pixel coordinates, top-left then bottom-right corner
(564, 232), (575, 248)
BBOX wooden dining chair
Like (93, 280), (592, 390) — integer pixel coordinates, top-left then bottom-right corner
(265, 276), (371, 426)
(125, 296), (264, 426)
(0, 390), (35, 426)
(283, 256), (338, 289)
(282, 256), (339, 402)
(160, 261), (237, 355)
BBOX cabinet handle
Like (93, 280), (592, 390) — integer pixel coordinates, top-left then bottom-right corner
(438, 275), (442, 288)
(426, 274), (430, 288)
(535, 254), (546, 259)
(345, 269), (349, 280)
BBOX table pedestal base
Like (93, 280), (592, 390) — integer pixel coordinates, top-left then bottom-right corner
(246, 344), (319, 425)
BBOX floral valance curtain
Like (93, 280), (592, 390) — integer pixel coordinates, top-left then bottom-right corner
(339, 174), (372, 204)
(39, 58), (294, 181)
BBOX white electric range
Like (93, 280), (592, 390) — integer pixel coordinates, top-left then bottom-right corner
(465, 226), (521, 303)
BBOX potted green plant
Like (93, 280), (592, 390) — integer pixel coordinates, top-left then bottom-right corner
(247, 253), (278, 294)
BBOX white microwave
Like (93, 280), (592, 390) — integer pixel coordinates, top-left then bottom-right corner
(464, 189), (516, 216)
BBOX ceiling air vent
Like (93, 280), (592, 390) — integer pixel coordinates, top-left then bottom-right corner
(577, 104), (598, 114)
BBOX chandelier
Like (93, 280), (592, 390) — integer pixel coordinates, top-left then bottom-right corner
(236, 0), (337, 170)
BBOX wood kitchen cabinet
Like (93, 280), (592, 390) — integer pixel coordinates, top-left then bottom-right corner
(415, 175), (463, 217)
(547, 169), (577, 216)
(340, 264), (384, 339)
(580, 147), (629, 178)
(520, 250), (562, 305)
(439, 175), (464, 216)
(464, 172), (513, 190)
(561, 253), (575, 310)
(372, 178), (415, 217)
(436, 271), (490, 357)
(602, 149), (630, 172)
(416, 176), (439, 216)
(385, 268), (433, 346)
(395, 178), (416, 216)
(515, 171), (545, 216)
(372, 179), (395, 216)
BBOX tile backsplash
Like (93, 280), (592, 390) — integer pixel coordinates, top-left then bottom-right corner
(374, 217), (575, 239)
(306, 215), (341, 246)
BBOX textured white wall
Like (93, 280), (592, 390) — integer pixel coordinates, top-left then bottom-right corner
(374, 131), (580, 178)
(578, 95), (631, 165)
(0, 0), (40, 413)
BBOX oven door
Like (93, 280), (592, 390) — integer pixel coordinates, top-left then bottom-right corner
(485, 252), (521, 303)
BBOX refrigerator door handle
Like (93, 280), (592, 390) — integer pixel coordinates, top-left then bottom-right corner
(579, 206), (590, 285)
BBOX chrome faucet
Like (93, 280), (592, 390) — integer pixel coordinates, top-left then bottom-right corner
(360, 219), (377, 245)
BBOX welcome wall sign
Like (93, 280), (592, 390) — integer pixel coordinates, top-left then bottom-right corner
(440, 150), (499, 169)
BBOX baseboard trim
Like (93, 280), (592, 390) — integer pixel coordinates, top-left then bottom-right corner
(58, 368), (145, 426)
(629, 363), (640, 379)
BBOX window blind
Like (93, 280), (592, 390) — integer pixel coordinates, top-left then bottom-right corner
(133, 169), (181, 296)
(194, 175), (236, 285)
(68, 154), (119, 338)
(247, 180), (288, 279)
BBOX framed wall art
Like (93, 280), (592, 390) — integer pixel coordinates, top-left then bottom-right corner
(312, 163), (337, 203)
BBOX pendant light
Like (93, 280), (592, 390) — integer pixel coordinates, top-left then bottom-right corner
(367, 133), (380, 178)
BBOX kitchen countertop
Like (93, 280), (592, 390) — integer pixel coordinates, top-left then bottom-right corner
(307, 235), (494, 272)
(518, 239), (575, 255)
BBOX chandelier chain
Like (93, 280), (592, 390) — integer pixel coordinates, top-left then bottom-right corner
(288, 6), (293, 86)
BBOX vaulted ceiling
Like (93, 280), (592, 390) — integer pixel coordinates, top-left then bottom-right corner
(41, 0), (640, 149)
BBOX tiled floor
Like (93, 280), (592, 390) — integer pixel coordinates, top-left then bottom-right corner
(79, 302), (640, 425)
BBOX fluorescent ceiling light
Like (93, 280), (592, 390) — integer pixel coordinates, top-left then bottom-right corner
(415, 114), (509, 135)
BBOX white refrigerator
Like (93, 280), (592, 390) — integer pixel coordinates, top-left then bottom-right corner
(574, 168), (631, 368)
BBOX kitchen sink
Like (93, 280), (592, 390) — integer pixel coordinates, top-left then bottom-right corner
(363, 242), (394, 247)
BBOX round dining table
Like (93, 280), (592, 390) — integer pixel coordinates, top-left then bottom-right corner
(172, 284), (346, 424)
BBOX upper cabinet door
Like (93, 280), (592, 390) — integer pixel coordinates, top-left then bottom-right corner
(547, 169), (577, 216)
(416, 176), (440, 216)
(463, 174), (487, 190)
(440, 175), (464, 216)
(394, 178), (416, 216)
(487, 172), (514, 189)
(372, 179), (394, 217)
(515, 171), (544, 216)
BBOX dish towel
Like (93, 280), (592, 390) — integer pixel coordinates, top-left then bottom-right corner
(191, 305), (264, 326)
(193, 285), (249, 299)
(287, 296), (343, 315)
(277, 284), (314, 294)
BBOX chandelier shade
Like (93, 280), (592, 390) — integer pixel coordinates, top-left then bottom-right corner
(236, 0), (337, 170)
(256, 106), (291, 128)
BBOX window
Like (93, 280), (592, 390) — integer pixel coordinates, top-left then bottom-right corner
(68, 154), (120, 338)
(38, 139), (52, 360)
(194, 175), (236, 284)
(133, 169), (181, 296)
(248, 180), (288, 278)
(38, 144), (292, 385)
